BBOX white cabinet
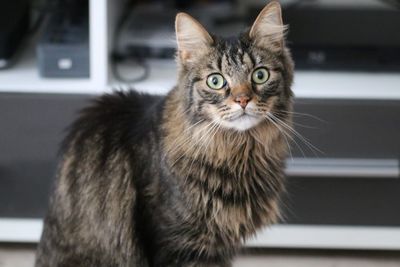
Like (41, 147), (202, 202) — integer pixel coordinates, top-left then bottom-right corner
(1, 0), (400, 99)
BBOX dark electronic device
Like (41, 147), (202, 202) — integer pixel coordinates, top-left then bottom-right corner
(117, 5), (177, 59)
(280, 0), (400, 71)
(0, 0), (30, 69)
(115, 3), (241, 60)
(37, 0), (89, 78)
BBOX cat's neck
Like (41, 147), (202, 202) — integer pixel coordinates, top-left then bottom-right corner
(162, 90), (288, 175)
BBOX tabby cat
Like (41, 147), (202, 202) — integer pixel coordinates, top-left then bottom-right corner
(35, 1), (294, 266)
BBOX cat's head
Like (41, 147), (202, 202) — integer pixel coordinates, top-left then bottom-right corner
(175, 1), (293, 131)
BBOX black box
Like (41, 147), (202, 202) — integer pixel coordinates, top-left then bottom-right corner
(37, 0), (89, 78)
(0, 0), (30, 69)
(283, 0), (400, 71)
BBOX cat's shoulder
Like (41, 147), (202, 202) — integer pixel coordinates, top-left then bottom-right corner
(62, 89), (165, 151)
(77, 89), (164, 120)
(92, 89), (164, 113)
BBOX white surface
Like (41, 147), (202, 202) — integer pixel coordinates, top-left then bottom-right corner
(247, 225), (400, 250)
(0, 219), (43, 243)
(293, 71), (400, 100)
(2, 218), (400, 250)
(3, 245), (400, 267)
(2, 248), (400, 267)
(89, 0), (109, 91)
(285, 158), (400, 178)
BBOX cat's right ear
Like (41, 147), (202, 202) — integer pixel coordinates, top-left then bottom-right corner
(249, 1), (286, 52)
(175, 13), (213, 63)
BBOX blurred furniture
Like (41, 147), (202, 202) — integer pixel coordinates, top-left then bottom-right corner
(0, 0), (399, 250)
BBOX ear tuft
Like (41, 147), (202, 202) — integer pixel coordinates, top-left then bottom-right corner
(175, 13), (213, 63)
(249, 1), (287, 51)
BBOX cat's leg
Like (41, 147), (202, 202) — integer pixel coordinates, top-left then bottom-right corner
(35, 218), (144, 267)
(159, 261), (232, 267)
(36, 236), (146, 267)
(181, 262), (232, 267)
(35, 234), (104, 267)
(36, 240), (129, 267)
(151, 245), (233, 267)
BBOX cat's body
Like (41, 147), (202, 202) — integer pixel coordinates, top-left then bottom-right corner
(36, 2), (294, 266)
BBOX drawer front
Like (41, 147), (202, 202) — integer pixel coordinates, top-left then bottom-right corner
(283, 176), (400, 226)
(0, 93), (399, 225)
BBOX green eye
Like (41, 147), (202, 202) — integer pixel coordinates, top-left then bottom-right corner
(206, 73), (226, 90)
(251, 67), (270, 84)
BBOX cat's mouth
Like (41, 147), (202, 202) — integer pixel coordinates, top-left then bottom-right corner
(226, 110), (260, 121)
(220, 111), (263, 131)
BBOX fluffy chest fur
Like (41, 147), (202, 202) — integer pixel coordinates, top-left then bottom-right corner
(161, 94), (289, 257)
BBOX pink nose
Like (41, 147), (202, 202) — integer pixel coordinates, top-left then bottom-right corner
(234, 94), (251, 109)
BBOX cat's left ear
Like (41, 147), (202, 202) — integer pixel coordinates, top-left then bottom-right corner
(249, 1), (286, 52)
(175, 13), (213, 63)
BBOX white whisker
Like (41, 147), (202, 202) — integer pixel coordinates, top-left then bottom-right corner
(169, 119), (215, 168)
(277, 110), (326, 123)
(183, 120), (220, 184)
(265, 114), (303, 158)
(163, 118), (206, 162)
(268, 112), (324, 156)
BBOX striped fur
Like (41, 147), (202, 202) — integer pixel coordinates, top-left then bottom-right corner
(36, 2), (294, 266)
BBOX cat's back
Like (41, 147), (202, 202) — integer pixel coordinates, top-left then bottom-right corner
(36, 90), (164, 267)
(65, 90), (164, 150)
(59, 89), (165, 194)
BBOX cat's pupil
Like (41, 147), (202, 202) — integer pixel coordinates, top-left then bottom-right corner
(212, 77), (219, 85)
(257, 71), (264, 80)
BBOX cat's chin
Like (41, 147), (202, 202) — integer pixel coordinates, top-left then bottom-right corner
(219, 114), (263, 131)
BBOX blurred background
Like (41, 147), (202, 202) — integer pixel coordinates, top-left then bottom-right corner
(0, 0), (399, 266)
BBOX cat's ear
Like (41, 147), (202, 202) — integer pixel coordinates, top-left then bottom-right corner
(175, 13), (213, 63)
(249, 1), (286, 52)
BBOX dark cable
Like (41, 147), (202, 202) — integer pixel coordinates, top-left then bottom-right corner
(29, 0), (55, 35)
(111, 53), (150, 83)
(111, 0), (150, 84)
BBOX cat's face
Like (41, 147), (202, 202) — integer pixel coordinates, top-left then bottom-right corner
(175, 2), (293, 131)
